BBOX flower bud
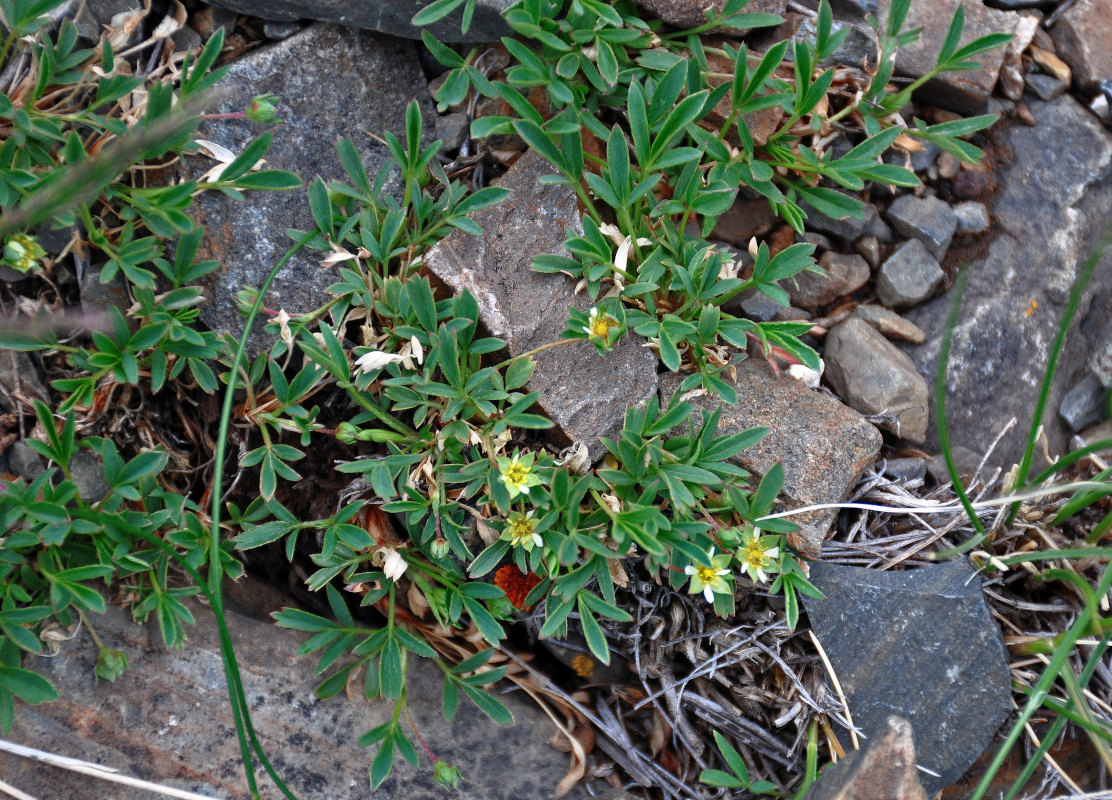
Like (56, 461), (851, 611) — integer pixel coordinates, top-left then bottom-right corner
(246, 94), (280, 123)
(430, 537), (450, 559)
(335, 421), (359, 445)
(433, 761), (464, 789)
(95, 647), (128, 682)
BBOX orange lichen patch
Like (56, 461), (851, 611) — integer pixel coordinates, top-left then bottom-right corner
(493, 564), (542, 611)
(570, 654), (596, 679)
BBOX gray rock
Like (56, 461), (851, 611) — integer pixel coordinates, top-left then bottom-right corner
(805, 716), (927, 800)
(885, 194), (957, 261)
(850, 304), (926, 344)
(951, 201), (990, 234)
(191, 5), (238, 38)
(80, 265), (130, 316)
(1059, 374), (1108, 433)
(853, 235), (881, 270)
(877, 0), (1019, 113)
(0, 350), (50, 412)
(660, 361), (881, 558)
(262, 20), (304, 39)
(2, 597), (582, 800)
(435, 111), (470, 151)
(862, 214), (895, 243)
(1026, 72), (1068, 102)
(926, 445), (982, 485)
(728, 287), (784, 322)
(8, 440), (46, 482)
(875, 239), (945, 309)
(881, 456), (926, 482)
(984, 0), (1053, 7)
(792, 18), (877, 69)
(824, 318), (929, 442)
(788, 252), (870, 311)
(1088, 323), (1112, 386)
(0, 262), (24, 281)
(1050, 0), (1112, 91)
(712, 195), (777, 248)
(802, 197), (878, 241)
(200, 0), (515, 42)
(798, 231), (832, 251)
(425, 150), (658, 461)
(191, 25), (435, 357)
(631, 0), (785, 29)
(902, 95), (1112, 468)
(803, 559), (1012, 796)
(70, 450), (110, 504)
(170, 24), (203, 53)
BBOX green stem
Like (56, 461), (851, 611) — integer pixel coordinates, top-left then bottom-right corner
(491, 337), (580, 371)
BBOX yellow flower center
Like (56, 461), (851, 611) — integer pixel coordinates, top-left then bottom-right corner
(510, 516), (535, 542)
(505, 463), (529, 484)
(742, 540), (769, 569)
(696, 565), (720, 584)
(589, 315), (617, 339)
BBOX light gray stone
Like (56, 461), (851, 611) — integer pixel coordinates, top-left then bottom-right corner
(803, 559), (1012, 796)
(435, 111), (470, 151)
(80, 265), (130, 316)
(802, 196), (878, 241)
(2, 597), (583, 800)
(191, 24), (435, 357)
(728, 287), (784, 322)
(806, 716), (927, 800)
(875, 239), (945, 309)
(1050, 0), (1112, 91)
(788, 251), (870, 310)
(659, 362), (881, 558)
(425, 150), (658, 461)
(824, 318), (929, 442)
(1088, 323), (1112, 387)
(8, 440), (46, 482)
(70, 450), (110, 504)
(885, 194), (957, 260)
(1060, 374), (1108, 433)
(902, 95), (1112, 468)
(200, 0), (515, 42)
(952, 201), (990, 234)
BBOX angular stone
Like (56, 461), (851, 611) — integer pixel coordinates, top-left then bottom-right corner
(631, 0), (785, 29)
(8, 440), (45, 482)
(802, 196), (878, 241)
(1059, 374), (1108, 433)
(788, 252), (870, 310)
(712, 195), (777, 248)
(902, 96), (1112, 468)
(70, 450), (109, 504)
(1088, 322), (1112, 386)
(1026, 72), (1068, 102)
(803, 559), (1012, 796)
(951, 201), (990, 234)
(727, 287), (784, 322)
(877, 0), (1018, 113)
(882, 456), (926, 482)
(850, 304), (926, 344)
(1051, 0), (1112, 91)
(191, 25), (435, 357)
(885, 194), (957, 261)
(660, 361), (881, 558)
(876, 239), (945, 309)
(1, 598), (581, 800)
(806, 716), (927, 800)
(824, 318), (929, 442)
(80, 265), (130, 316)
(791, 17), (877, 69)
(926, 445), (981, 485)
(199, 0), (515, 42)
(425, 150), (658, 461)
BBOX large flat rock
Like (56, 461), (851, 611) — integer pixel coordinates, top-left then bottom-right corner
(660, 360), (881, 558)
(1, 596), (582, 800)
(424, 150), (659, 460)
(901, 95), (1112, 467)
(191, 24), (435, 357)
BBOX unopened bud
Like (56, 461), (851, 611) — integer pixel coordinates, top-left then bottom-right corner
(246, 94), (281, 123)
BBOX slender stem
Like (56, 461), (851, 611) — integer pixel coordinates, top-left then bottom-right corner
(75, 607), (103, 649)
(491, 337), (580, 371)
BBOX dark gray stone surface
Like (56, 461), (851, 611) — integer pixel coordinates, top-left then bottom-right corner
(875, 239), (945, 309)
(824, 318), (929, 442)
(424, 150), (658, 461)
(885, 194), (956, 261)
(850, 304), (926, 344)
(1059, 373), (1108, 433)
(0, 350), (49, 412)
(659, 361), (881, 558)
(788, 251), (870, 310)
(2, 598), (582, 800)
(801, 197), (878, 241)
(1026, 72), (1068, 102)
(191, 24), (435, 357)
(199, 0), (515, 42)
(8, 440), (45, 481)
(631, 0), (785, 29)
(803, 559), (1012, 796)
(69, 450), (109, 504)
(1050, 0), (1112, 91)
(901, 95), (1112, 467)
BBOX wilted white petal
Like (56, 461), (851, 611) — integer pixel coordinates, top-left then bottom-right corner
(615, 236), (632, 273)
(274, 309), (293, 347)
(410, 335), (424, 365)
(381, 548), (408, 582)
(599, 223), (624, 245)
(355, 350), (405, 373)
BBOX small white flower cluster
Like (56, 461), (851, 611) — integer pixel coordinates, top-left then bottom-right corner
(355, 336), (425, 374)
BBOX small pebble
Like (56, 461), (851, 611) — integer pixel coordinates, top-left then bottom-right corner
(1015, 101), (1037, 126)
(1026, 72), (1068, 101)
(937, 151), (959, 179)
(1030, 44), (1072, 83)
(263, 21), (302, 40)
(952, 201), (990, 234)
(854, 235), (882, 270)
(952, 167), (996, 199)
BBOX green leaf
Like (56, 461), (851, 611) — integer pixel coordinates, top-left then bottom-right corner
(412, 0), (467, 26)
(0, 667), (58, 705)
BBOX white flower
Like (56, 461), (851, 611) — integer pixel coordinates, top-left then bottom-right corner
(615, 235), (633, 274)
(380, 547), (408, 582)
(355, 349), (405, 373)
(274, 309), (293, 347)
